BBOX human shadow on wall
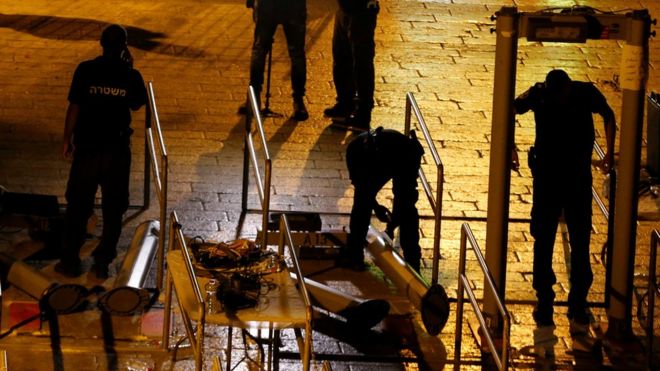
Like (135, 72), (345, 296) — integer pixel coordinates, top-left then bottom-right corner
(0, 13), (204, 57)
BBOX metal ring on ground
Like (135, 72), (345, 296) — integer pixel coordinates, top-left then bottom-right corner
(42, 283), (88, 314)
(97, 286), (151, 315)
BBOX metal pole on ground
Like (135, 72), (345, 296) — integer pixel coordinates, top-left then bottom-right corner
(366, 227), (449, 336)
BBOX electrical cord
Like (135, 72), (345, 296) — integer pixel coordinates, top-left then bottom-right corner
(0, 312), (41, 339)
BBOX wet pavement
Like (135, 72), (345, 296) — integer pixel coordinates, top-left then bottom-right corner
(1, 0), (659, 369)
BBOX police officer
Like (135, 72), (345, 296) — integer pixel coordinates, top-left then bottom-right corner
(324, 0), (379, 131)
(514, 70), (615, 332)
(55, 24), (147, 278)
(242, 0), (308, 121)
(342, 127), (424, 272)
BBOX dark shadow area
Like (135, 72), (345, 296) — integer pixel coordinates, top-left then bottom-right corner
(278, 312), (445, 370)
(0, 13), (204, 57)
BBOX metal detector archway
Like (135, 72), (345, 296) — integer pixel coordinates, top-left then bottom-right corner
(482, 6), (653, 341)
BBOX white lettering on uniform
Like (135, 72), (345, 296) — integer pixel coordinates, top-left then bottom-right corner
(89, 85), (127, 97)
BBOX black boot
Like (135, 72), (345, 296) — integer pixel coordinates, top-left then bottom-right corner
(345, 109), (371, 131)
(292, 96), (309, 121)
(323, 102), (352, 119)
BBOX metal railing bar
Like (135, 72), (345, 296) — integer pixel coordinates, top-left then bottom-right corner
(165, 210), (205, 370)
(177, 301), (197, 348)
(142, 105), (152, 211)
(593, 141), (606, 161)
(418, 169), (437, 215)
(646, 229), (659, 369)
(592, 188), (609, 219)
(243, 207), (531, 224)
(425, 215), (530, 222)
(465, 226), (508, 319)
(146, 129), (163, 196)
(455, 223), (510, 370)
(148, 82), (168, 156)
(276, 351), (422, 363)
(146, 81), (169, 290)
(262, 160), (272, 249)
(406, 92), (442, 167)
(247, 135), (266, 203)
(504, 298), (607, 307)
(280, 215), (312, 308)
(460, 275), (503, 370)
(591, 141), (610, 220)
(451, 297), (607, 308)
(241, 86), (273, 246)
(172, 212), (204, 306)
(404, 92), (444, 286)
(244, 208), (353, 218)
(279, 214), (313, 370)
(249, 87), (271, 162)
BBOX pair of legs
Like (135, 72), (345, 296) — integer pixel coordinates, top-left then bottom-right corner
(328, 6), (378, 127)
(346, 157), (421, 272)
(248, 3), (306, 110)
(61, 147), (131, 272)
(531, 171), (593, 326)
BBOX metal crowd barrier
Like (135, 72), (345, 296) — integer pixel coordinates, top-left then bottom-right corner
(403, 92), (445, 286)
(592, 142), (613, 221)
(593, 141), (616, 309)
(646, 229), (660, 370)
(145, 81), (169, 290)
(241, 86), (272, 245)
(454, 223), (510, 370)
(162, 210), (205, 370)
(161, 211), (314, 370)
(277, 214), (313, 370)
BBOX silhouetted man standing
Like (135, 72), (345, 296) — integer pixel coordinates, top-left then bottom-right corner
(324, 0), (379, 131)
(514, 70), (615, 336)
(342, 127), (424, 272)
(56, 25), (147, 279)
(242, 0), (308, 121)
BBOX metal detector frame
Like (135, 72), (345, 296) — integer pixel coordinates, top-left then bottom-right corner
(482, 6), (652, 332)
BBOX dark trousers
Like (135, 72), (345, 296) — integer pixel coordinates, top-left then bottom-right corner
(62, 146), (131, 266)
(530, 169), (593, 320)
(347, 154), (421, 271)
(249, 1), (306, 97)
(331, 6), (377, 113)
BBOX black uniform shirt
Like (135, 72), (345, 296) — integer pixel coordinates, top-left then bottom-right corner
(514, 81), (610, 173)
(346, 128), (423, 186)
(68, 56), (147, 151)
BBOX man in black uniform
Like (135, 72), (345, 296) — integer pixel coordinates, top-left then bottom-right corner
(241, 0), (308, 121)
(514, 70), (615, 332)
(324, 0), (379, 131)
(55, 24), (147, 278)
(342, 127), (424, 272)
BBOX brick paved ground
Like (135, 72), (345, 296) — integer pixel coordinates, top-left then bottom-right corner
(1, 0), (659, 369)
